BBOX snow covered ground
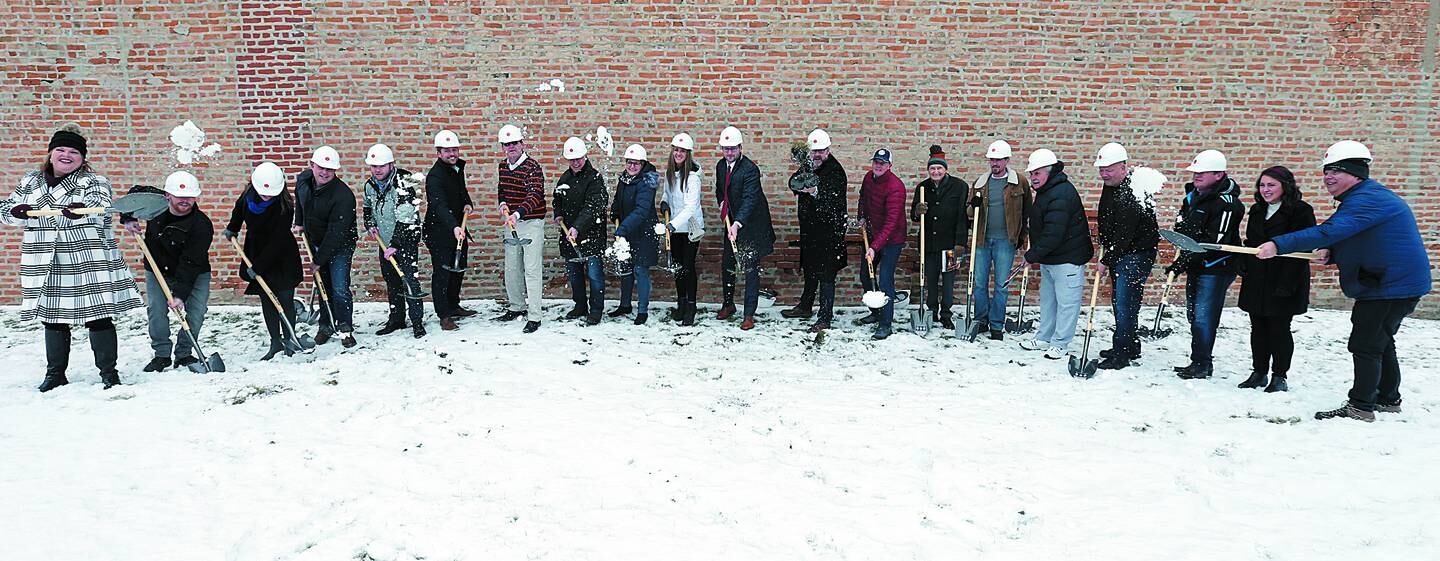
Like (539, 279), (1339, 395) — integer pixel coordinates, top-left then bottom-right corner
(2, 300), (1437, 561)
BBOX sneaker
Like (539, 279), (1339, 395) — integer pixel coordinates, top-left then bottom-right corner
(376, 322), (405, 336)
(1376, 399), (1402, 413)
(523, 320), (541, 333)
(143, 357), (172, 372)
(413, 325), (427, 339)
(175, 356), (200, 370)
(634, 313), (649, 325)
(1019, 338), (1048, 351)
(607, 306), (633, 318)
(1096, 355), (1131, 370)
(341, 335), (357, 348)
(565, 306), (587, 320)
(780, 306), (814, 319)
(1315, 401), (1375, 423)
(494, 310), (526, 322)
(1043, 346), (1068, 360)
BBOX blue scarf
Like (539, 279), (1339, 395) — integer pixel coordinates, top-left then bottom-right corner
(247, 191), (277, 215)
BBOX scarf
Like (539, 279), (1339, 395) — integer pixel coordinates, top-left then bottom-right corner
(247, 191), (277, 215)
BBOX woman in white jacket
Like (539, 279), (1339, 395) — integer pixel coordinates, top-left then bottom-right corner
(658, 133), (705, 326)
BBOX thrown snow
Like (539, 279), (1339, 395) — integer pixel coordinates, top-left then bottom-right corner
(2, 302), (1438, 560)
(1130, 166), (1165, 211)
(169, 120), (222, 165)
(535, 78), (566, 93)
(653, 223), (667, 236)
(606, 236), (631, 261)
(594, 126), (615, 156)
(861, 290), (889, 308)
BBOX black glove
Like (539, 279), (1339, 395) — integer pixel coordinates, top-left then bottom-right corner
(221, 229), (237, 241)
(659, 202), (670, 215)
(60, 202), (86, 220)
(970, 194), (983, 208)
(9, 204), (32, 219)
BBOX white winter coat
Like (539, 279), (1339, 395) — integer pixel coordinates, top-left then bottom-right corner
(660, 169), (705, 241)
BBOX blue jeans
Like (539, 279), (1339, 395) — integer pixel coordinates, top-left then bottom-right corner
(317, 251), (354, 334)
(973, 237), (1017, 331)
(620, 266), (652, 314)
(566, 256), (605, 314)
(1185, 272), (1236, 365)
(1108, 250), (1156, 358)
(860, 243), (903, 327)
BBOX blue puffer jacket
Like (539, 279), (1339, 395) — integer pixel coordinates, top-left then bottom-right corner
(1272, 179), (1431, 301)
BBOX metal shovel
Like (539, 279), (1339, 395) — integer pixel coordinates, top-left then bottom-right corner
(230, 238), (316, 353)
(955, 205), (983, 341)
(1005, 264), (1036, 333)
(30, 191), (169, 220)
(1161, 229), (1321, 260)
(132, 232), (224, 373)
(1069, 249), (1106, 379)
(1138, 270), (1177, 340)
(374, 234), (427, 300)
(441, 213), (469, 273)
(504, 223), (532, 246)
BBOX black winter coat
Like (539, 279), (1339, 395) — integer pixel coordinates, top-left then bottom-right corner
(791, 155), (849, 276)
(910, 174), (970, 250)
(1024, 163), (1094, 266)
(553, 161), (608, 259)
(611, 163), (660, 268)
(423, 158), (473, 251)
(1172, 177), (1245, 275)
(1238, 199), (1315, 317)
(1097, 171), (1159, 267)
(715, 155), (775, 260)
(227, 187), (303, 296)
(294, 169), (359, 266)
(139, 208), (213, 300)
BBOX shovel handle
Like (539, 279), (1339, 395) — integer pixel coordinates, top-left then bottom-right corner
(1209, 243), (1321, 260)
(28, 206), (110, 217)
(131, 231), (197, 333)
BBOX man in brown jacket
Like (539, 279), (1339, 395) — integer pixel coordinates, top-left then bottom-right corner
(969, 140), (1032, 340)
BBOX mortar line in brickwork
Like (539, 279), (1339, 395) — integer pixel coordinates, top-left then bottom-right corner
(1427, 0), (1440, 76)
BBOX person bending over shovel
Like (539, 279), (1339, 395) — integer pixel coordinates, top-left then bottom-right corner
(224, 163), (305, 360)
(363, 143), (426, 338)
(123, 171), (215, 373)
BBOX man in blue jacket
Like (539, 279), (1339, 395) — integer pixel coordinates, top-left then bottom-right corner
(1258, 141), (1432, 422)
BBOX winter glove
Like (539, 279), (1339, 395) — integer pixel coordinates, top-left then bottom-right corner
(9, 204), (32, 219)
(60, 202), (87, 220)
(382, 247), (397, 260)
(659, 201), (670, 215)
(123, 220), (143, 235)
(239, 264), (257, 281)
(221, 229), (236, 241)
(913, 202), (927, 215)
(970, 194), (983, 208)
(665, 222), (675, 233)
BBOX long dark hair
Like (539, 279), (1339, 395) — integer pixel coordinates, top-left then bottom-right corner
(1255, 165), (1302, 205)
(665, 143), (698, 191)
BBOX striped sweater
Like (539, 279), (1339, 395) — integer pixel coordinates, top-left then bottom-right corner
(497, 155), (546, 220)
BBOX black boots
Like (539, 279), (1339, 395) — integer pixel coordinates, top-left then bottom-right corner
(38, 327), (71, 392)
(1264, 374), (1288, 393)
(680, 299), (696, 326)
(261, 338), (285, 361)
(1238, 371), (1288, 392)
(89, 326), (121, 389)
(1237, 370), (1268, 389)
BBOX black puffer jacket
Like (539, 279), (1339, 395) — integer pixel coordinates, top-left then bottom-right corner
(1024, 162), (1094, 266)
(553, 160), (608, 259)
(791, 154), (848, 276)
(294, 169), (359, 266)
(1238, 199), (1315, 317)
(1171, 177), (1245, 275)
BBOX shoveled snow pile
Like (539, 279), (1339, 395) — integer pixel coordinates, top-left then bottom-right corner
(2, 301), (1437, 560)
(168, 120), (222, 165)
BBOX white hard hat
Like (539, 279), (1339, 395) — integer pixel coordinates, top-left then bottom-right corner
(986, 140), (1013, 159)
(623, 144), (647, 161)
(497, 125), (523, 144)
(807, 129), (832, 150)
(1094, 142), (1129, 167)
(434, 130), (461, 148)
(251, 162), (285, 196)
(163, 170), (201, 197)
(310, 146), (340, 170)
(718, 126), (743, 148)
(1185, 149), (1227, 173)
(1322, 140), (1372, 165)
(671, 133), (694, 151)
(1025, 149), (1059, 173)
(365, 143), (395, 166)
(563, 137), (588, 159)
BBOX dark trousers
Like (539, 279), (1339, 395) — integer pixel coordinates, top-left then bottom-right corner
(1347, 298), (1419, 410)
(430, 238), (467, 320)
(260, 286), (298, 342)
(566, 255), (605, 314)
(670, 233), (700, 303)
(721, 241), (761, 317)
(859, 244), (902, 328)
(1249, 313), (1295, 376)
(379, 237), (424, 327)
(797, 271), (838, 323)
(315, 251), (355, 334)
(923, 251), (956, 316)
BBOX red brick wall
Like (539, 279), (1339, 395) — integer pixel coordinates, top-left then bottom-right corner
(3, 0), (1437, 317)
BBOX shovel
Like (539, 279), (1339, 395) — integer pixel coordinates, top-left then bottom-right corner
(441, 212), (469, 273)
(1005, 264), (1036, 334)
(300, 233), (351, 341)
(910, 188), (932, 336)
(1161, 229), (1321, 260)
(373, 234), (427, 300)
(1069, 249), (1106, 379)
(1139, 270), (1178, 340)
(30, 191), (169, 220)
(230, 238), (315, 353)
(131, 232), (225, 373)
(955, 204), (983, 341)
(859, 222), (889, 309)
(655, 209), (680, 275)
(503, 221), (532, 246)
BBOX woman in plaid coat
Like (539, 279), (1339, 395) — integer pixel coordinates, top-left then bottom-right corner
(1, 126), (143, 392)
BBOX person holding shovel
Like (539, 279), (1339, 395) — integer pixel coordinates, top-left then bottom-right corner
(609, 144), (661, 324)
(909, 145), (968, 330)
(1018, 149), (1093, 360)
(294, 146), (359, 348)
(425, 129), (474, 331)
(495, 124), (547, 334)
(554, 136), (608, 326)
(122, 171), (214, 372)
(714, 126), (775, 331)
(2, 125), (143, 391)
(363, 143), (426, 338)
(783, 129), (849, 332)
(223, 162), (304, 360)
(1092, 142), (1159, 368)
(968, 140), (1031, 341)
(1166, 150), (1244, 379)
(1235, 166), (1315, 392)
(660, 133), (705, 326)
(858, 148), (906, 339)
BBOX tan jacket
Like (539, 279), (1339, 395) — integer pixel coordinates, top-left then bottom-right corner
(969, 167), (1031, 247)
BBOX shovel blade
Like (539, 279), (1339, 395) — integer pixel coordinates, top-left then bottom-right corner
(205, 353), (226, 373)
(1068, 355), (1099, 379)
(1005, 318), (1036, 334)
(1160, 229), (1206, 253)
(1138, 327), (1173, 340)
(910, 307), (931, 336)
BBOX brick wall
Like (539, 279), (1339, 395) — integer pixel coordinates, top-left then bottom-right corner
(3, 0), (1437, 317)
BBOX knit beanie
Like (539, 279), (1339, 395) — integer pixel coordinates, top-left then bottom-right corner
(48, 125), (87, 157)
(927, 145), (947, 169)
(1324, 158), (1369, 180)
